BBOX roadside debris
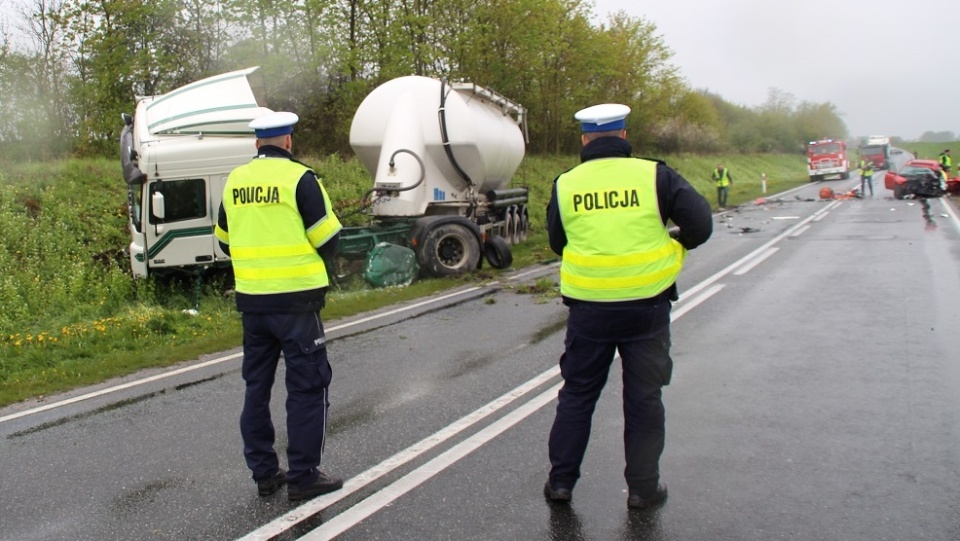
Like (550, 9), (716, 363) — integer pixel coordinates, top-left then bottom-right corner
(819, 187), (859, 200)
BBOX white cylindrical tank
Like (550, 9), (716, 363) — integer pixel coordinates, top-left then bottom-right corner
(350, 76), (526, 217)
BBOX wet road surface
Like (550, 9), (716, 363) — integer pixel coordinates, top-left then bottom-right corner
(2, 177), (960, 540)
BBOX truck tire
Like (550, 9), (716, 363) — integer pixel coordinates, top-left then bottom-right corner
(517, 206), (529, 243)
(484, 235), (513, 269)
(417, 222), (481, 277)
(504, 208), (517, 245)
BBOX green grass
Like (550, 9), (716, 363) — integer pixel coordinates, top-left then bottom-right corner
(897, 142), (955, 165)
(0, 150), (812, 407)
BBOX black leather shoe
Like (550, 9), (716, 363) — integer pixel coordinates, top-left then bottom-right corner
(543, 481), (572, 503)
(628, 482), (668, 510)
(288, 471), (344, 501)
(256, 469), (287, 497)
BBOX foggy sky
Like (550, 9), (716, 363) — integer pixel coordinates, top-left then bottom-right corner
(4, 0), (956, 141)
(592, 0), (957, 141)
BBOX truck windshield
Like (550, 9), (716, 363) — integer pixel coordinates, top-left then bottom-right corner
(809, 144), (841, 155)
(861, 145), (885, 154)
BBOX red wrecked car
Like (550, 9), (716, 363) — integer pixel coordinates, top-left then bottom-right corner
(884, 159), (959, 199)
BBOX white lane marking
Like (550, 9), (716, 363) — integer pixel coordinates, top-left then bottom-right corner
(298, 382), (564, 541)
(0, 354), (242, 424)
(326, 287), (483, 333)
(235, 367), (561, 541)
(506, 262), (560, 282)
(243, 269), (714, 540)
(791, 225), (812, 237)
(940, 198), (960, 233)
(733, 248), (779, 276)
(814, 212), (829, 222)
(670, 284), (724, 321)
(677, 200), (840, 304)
(2, 263), (568, 425)
(0, 287), (485, 424)
(772, 216), (800, 220)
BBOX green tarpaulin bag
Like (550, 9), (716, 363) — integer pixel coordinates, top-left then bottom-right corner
(364, 242), (419, 288)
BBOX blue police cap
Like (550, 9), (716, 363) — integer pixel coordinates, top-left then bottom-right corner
(574, 103), (631, 132)
(249, 111), (299, 138)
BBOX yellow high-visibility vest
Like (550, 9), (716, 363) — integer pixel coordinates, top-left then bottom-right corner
(556, 158), (685, 301)
(218, 158), (341, 295)
(713, 168), (731, 187)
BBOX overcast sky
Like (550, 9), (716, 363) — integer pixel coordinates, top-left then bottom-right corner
(591, 0), (956, 141)
(2, 0), (954, 140)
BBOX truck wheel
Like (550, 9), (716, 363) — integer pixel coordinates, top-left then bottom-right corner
(504, 209), (517, 245)
(418, 223), (481, 277)
(484, 235), (513, 269)
(517, 206), (529, 243)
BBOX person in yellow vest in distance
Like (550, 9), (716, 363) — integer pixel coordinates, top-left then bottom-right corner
(543, 103), (713, 510)
(939, 149), (951, 176)
(859, 157), (875, 197)
(214, 111), (345, 502)
(712, 163), (733, 210)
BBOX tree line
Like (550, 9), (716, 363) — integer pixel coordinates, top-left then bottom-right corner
(0, 0), (848, 161)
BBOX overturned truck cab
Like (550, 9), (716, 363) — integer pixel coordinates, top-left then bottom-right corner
(120, 67), (270, 279)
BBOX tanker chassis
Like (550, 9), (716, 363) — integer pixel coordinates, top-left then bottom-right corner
(120, 68), (529, 286)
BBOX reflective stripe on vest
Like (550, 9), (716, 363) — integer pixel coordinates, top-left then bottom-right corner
(714, 168), (730, 187)
(556, 158), (686, 301)
(222, 158), (336, 294)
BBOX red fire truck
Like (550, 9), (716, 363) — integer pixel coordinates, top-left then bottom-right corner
(806, 139), (850, 181)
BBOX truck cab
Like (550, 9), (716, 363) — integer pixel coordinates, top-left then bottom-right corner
(806, 139), (850, 181)
(859, 135), (891, 170)
(120, 67), (270, 278)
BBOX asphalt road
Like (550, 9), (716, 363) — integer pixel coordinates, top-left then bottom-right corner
(2, 160), (960, 540)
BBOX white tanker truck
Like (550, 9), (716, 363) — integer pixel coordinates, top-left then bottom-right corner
(120, 67), (529, 285)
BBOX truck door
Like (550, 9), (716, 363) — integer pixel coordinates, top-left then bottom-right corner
(144, 176), (216, 272)
(128, 184), (149, 278)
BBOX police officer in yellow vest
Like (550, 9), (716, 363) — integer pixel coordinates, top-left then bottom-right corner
(543, 103), (712, 510)
(712, 163), (733, 209)
(860, 158), (874, 197)
(939, 149), (951, 175)
(215, 111), (344, 501)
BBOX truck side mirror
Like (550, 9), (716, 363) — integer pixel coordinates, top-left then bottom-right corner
(152, 191), (166, 220)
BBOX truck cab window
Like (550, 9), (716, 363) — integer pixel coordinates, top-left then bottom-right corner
(149, 179), (206, 224)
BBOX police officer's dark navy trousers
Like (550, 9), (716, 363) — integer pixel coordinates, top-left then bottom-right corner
(548, 299), (673, 496)
(240, 310), (332, 488)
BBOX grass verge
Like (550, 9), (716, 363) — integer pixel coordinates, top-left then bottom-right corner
(0, 152), (809, 408)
